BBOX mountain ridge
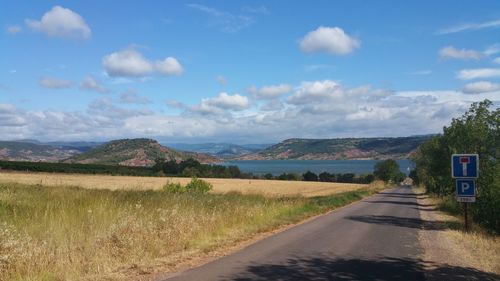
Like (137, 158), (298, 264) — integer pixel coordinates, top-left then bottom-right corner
(236, 136), (432, 160)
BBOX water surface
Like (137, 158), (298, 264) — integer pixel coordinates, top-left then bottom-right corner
(220, 159), (413, 176)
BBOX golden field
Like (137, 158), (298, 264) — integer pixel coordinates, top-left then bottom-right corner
(0, 172), (383, 280)
(0, 171), (366, 197)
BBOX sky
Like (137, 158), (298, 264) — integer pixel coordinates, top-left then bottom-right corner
(1, 0), (499, 144)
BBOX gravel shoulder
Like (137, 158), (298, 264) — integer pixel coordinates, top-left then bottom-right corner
(416, 190), (500, 280)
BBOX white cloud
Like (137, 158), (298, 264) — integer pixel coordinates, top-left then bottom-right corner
(439, 46), (482, 60)
(79, 76), (108, 93)
(249, 84), (292, 99)
(457, 68), (500, 80)
(436, 19), (500, 35)
(484, 44), (500, 56)
(119, 90), (151, 104)
(299, 26), (360, 55)
(155, 57), (183, 76)
(102, 49), (153, 77)
(25, 6), (91, 39)
(102, 48), (183, 78)
(216, 75), (227, 86)
(87, 98), (152, 119)
(408, 70), (432, 75)
(288, 80), (341, 104)
(204, 92), (249, 110)
(187, 3), (254, 33)
(494, 57), (500, 64)
(462, 81), (500, 94)
(189, 92), (249, 115)
(39, 77), (73, 89)
(6, 25), (22, 34)
(1, 79), (498, 143)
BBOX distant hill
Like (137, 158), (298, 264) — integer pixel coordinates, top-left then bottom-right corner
(0, 141), (83, 162)
(166, 143), (272, 158)
(65, 138), (218, 166)
(237, 136), (432, 160)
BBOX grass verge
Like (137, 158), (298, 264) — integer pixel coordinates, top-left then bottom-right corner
(0, 181), (384, 281)
(414, 185), (500, 274)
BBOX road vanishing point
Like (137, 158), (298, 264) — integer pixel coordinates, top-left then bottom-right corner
(161, 186), (497, 281)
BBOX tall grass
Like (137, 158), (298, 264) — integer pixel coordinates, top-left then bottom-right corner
(0, 182), (382, 280)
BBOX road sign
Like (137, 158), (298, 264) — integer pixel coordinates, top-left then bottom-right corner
(451, 154), (478, 178)
(456, 178), (476, 199)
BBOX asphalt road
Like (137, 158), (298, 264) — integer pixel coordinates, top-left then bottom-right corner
(162, 186), (497, 281)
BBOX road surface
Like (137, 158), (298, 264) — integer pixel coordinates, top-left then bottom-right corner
(162, 186), (497, 281)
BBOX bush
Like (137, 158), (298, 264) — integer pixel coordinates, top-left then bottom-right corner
(163, 182), (185, 193)
(185, 177), (213, 193)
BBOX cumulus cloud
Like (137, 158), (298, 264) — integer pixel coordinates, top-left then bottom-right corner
(102, 49), (154, 77)
(39, 77), (73, 89)
(25, 6), (91, 39)
(248, 84), (292, 99)
(102, 48), (183, 78)
(1, 78), (498, 143)
(457, 68), (500, 80)
(155, 57), (183, 76)
(436, 19), (500, 35)
(299, 26), (360, 55)
(287, 80), (341, 104)
(79, 76), (108, 93)
(189, 92), (249, 115)
(463, 81), (500, 94)
(6, 25), (22, 34)
(439, 46), (483, 60)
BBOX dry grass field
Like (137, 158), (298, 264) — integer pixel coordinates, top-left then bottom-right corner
(0, 171), (366, 197)
(0, 172), (383, 280)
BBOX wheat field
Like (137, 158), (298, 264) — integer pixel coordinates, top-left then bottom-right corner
(0, 171), (366, 197)
(0, 173), (382, 280)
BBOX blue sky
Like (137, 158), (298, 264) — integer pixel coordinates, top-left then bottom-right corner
(1, 1), (499, 143)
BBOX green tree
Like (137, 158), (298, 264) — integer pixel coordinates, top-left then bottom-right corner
(413, 100), (499, 233)
(303, 171), (318, 181)
(373, 159), (400, 182)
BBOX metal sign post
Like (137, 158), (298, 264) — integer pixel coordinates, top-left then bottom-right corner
(451, 154), (479, 232)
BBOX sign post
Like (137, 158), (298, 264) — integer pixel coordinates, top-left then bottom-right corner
(451, 154), (479, 232)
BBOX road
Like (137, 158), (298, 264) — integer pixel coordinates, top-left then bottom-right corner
(162, 186), (497, 281)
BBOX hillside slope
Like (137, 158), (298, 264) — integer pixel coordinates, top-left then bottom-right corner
(237, 136), (432, 160)
(0, 141), (83, 162)
(167, 143), (272, 158)
(65, 138), (218, 166)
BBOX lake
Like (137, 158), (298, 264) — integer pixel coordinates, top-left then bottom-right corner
(220, 159), (414, 176)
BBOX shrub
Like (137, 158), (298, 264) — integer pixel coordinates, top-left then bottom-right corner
(163, 182), (185, 193)
(185, 177), (213, 193)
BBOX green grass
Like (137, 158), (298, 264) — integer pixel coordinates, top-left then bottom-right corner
(0, 182), (382, 281)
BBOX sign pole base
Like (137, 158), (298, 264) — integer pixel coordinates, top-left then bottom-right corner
(464, 202), (468, 232)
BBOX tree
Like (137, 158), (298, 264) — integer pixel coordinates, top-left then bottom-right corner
(319, 172), (335, 182)
(303, 171), (318, 181)
(413, 100), (499, 233)
(373, 159), (400, 182)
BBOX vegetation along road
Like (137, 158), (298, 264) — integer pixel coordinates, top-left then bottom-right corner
(162, 186), (499, 281)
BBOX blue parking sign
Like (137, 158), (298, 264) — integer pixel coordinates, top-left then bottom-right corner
(451, 154), (478, 178)
(456, 179), (476, 197)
